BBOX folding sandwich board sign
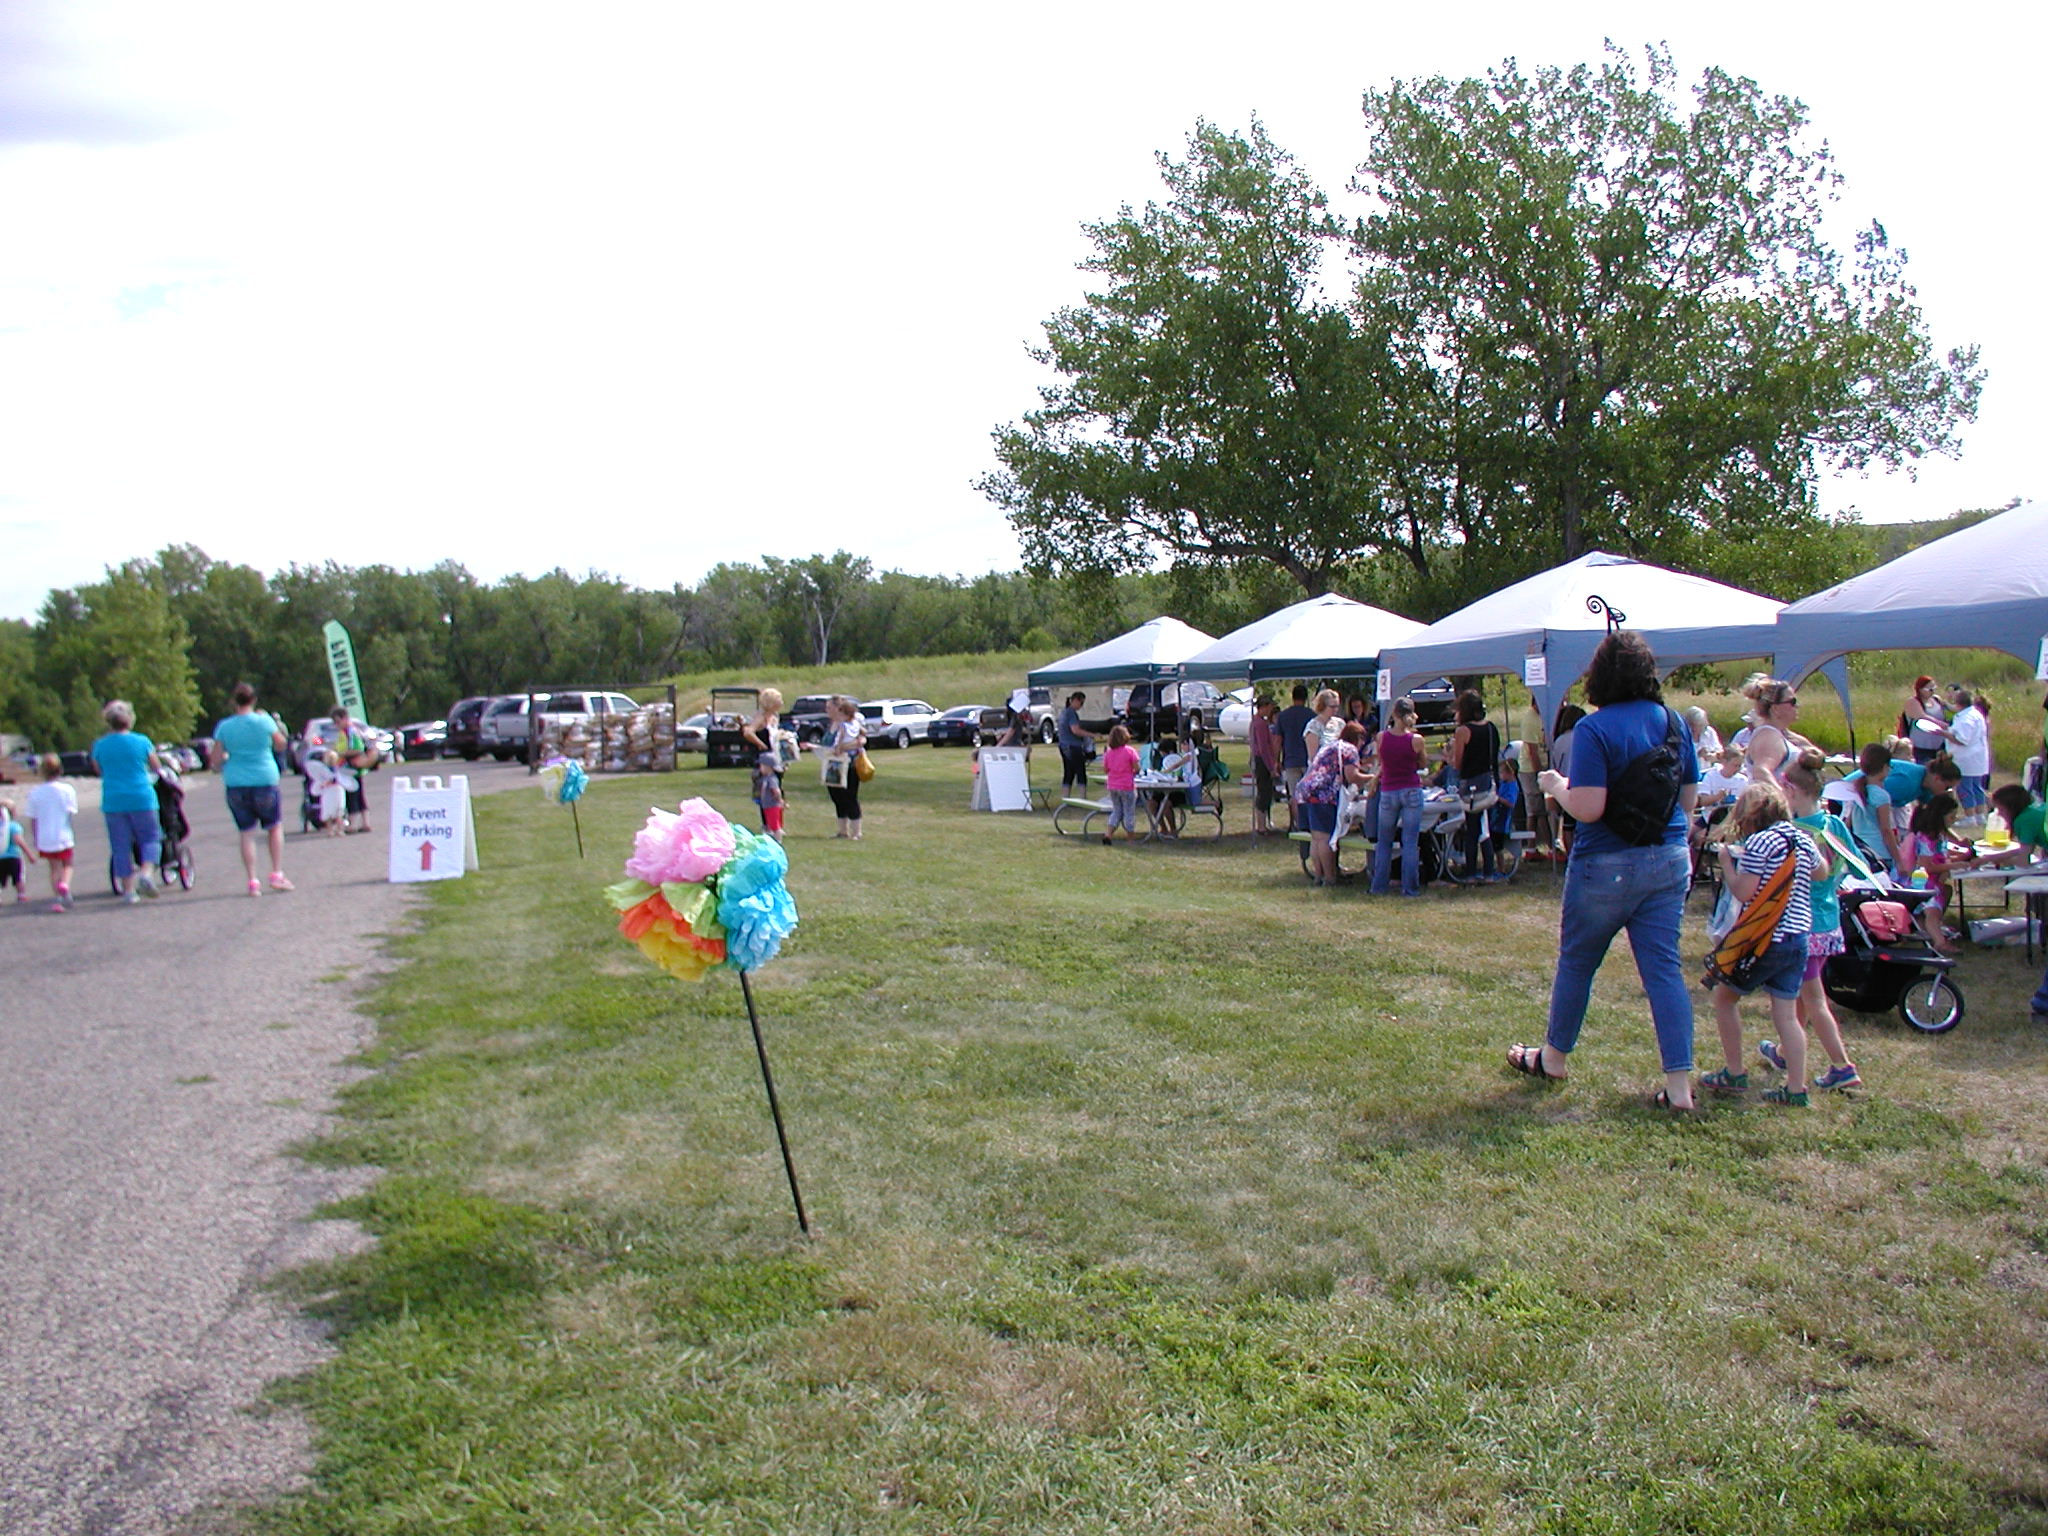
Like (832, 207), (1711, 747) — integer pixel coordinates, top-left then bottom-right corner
(974, 747), (1033, 812)
(389, 775), (480, 882)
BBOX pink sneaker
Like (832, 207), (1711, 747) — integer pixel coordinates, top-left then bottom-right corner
(247, 878), (262, 897)
(268, 872), (295, 892)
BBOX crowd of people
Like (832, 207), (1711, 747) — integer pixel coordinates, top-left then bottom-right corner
(23, 653), (2044, 1096)
(6, 683), (408, 913)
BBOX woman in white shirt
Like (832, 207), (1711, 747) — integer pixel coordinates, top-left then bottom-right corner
(1683, 706), (1723, 770)
(1945, 690), (1990, 825)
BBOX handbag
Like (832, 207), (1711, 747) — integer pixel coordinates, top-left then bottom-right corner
(1856, 899), (1915, 942)
(852, 749), (875, 783)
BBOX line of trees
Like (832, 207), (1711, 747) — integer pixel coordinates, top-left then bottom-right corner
(3, 503), (1998, 755)
(0, 546), (1238, 751)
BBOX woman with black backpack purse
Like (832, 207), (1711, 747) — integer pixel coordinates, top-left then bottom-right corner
(1504, 631), (1700, 1112)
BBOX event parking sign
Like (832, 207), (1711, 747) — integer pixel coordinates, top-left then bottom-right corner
(388, 775), (479, 882)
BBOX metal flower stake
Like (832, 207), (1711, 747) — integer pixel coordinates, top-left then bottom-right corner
(604, 798), (808, 1232)
(538, 756), (589, 857)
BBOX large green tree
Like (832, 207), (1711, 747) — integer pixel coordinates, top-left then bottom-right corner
(983, 51), (1983, 609)
(1352, 44), (1982, 595)
(981, 119), (1391, 595)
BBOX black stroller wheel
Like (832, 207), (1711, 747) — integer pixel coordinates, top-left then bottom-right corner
(1899, 975), (1964, 1034)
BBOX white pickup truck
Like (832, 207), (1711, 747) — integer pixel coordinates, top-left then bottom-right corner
(478, 690), (641, 760)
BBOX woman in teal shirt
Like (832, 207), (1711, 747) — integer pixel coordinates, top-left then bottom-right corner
(90, 699), (164, 902)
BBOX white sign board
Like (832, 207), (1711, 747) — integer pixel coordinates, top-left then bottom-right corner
(977, 747), (1033, 812)
(1523, 655), (1548, 687)
(388, 775), (478, 882)
(1376, 669), (1391, 702)
(2036, 636), (2048, 681)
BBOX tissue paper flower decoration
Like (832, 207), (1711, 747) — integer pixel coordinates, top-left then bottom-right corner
(716, 829), (798, 973)
(539, 757), (589, 805)
(625, 797), (735, 886)
(610, 804), (797, 978)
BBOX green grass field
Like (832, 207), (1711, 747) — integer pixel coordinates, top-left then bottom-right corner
(241, 728), (2048, 1535)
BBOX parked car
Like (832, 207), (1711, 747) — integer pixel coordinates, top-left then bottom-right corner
(475, 696), (529, 760)
(480, 689), (641, 761)
(157, 742), (204, 774)
(296, 717), (393, 775)
(1120, 678), (1231, 742)
(927, 705), (992, 747)
(58, 749), (98, 778)
(786, 695), (838, 746)
(1006, 685), (1061, 744)
(678, 712), (711, 753)
(442, 695), (496, 760)
(396, 719), (447, 760)
(857, 698), (941, 749)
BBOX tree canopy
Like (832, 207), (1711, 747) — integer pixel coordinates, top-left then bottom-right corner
(981, 120), (1386, 595)
(983, 47), (1984, 612)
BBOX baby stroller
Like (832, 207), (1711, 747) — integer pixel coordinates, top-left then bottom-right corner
(1821, 884), (1964, 1034)
(299, 766), (328, 834)
(108, 766), (194, 894)
(300, 753), (355, 834)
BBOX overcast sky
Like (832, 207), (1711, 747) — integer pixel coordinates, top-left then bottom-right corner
(0, 2), (2036, 622)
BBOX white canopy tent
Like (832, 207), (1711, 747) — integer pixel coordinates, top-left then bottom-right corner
(1775, 500), (2048, 692)
(1179, 593), (1422, 683)
(1378, 551), (1803, 739)
(1026, 615), (1217, 686)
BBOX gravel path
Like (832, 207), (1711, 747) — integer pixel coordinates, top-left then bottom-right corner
(0, 761), (525, 1535)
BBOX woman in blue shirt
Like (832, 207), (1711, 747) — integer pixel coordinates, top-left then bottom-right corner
(90, 699), (165, 903)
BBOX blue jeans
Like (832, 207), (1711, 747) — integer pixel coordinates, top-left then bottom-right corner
(105, 807), (161, 881)
(1546, 842), (1695, 1073)
(2031, 961), (2048, 1018)
(1372, 786), (1424, 896)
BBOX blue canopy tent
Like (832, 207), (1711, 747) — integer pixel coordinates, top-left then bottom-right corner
(1179, 593), (1421, 683)
(1774, 501), (2048, 733)
(1377, 551), (1827, 742)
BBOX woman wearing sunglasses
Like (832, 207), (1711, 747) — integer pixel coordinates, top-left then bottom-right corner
(1739, 674), (1813, 789)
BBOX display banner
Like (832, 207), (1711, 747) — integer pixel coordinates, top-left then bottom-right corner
(324, 621), (365, 718)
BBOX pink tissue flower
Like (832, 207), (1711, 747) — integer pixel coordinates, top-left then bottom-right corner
(624, 797), (736, 885)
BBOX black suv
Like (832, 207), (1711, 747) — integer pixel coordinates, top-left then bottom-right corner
(442, 696), (497, 760)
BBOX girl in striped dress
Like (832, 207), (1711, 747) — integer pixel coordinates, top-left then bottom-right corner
(1703, 780), (1825, 1107)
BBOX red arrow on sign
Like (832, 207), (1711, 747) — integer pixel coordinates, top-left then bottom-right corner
(419, 841), (435, 871)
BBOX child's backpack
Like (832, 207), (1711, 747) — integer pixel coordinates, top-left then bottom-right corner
(1701, 830), (1799, 990)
